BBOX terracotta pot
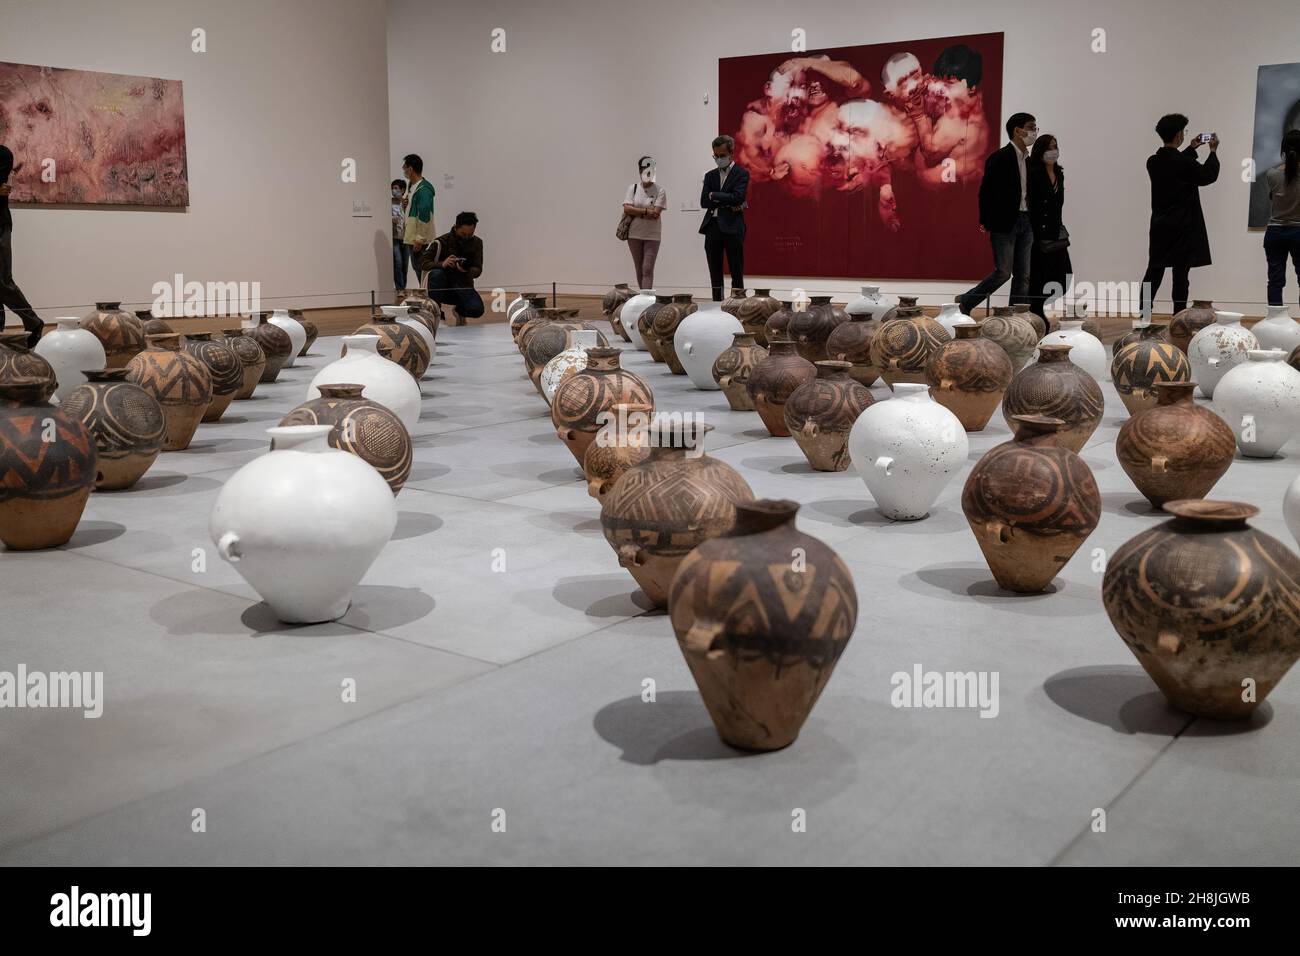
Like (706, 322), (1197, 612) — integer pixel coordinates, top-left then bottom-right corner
(246, 315), (293, 383)
(638, 294), (675, 363)
(667, 499), (858, 751)
(524, 313), (607, 386)
(79, 302), (145, 369)
(1102, 500), (1300, 719)
(125, 333), (214, 451)
(0, 378), (97, 549)
(609, 300), (632, 342)
(747, 337), (817, 437)
(926, 322), (1013, 431)
(1077, 307), (1102, 340)
(1112, 321), (1172, 356)
(826, 313), (881, 387)
(720, 288), (746, 317)
(764, 300), (798, 345)
(789, 295), (838, 363)
(1012, 303), (1049, 337)
(0, 331), (58, 402)
(1001, 344), (1104, 452)
(1111, 329), (1191, 415)
(869, 305), (951, 387)
(511, 296), (551, 347)
(540, 328), (601, 404)
(603, 283), (634, 317)
(784, 361), (874, 471)
(183, 332), (243, 422)
(1116, 381), (1235, 507)
(552, 347), (654, 469)
(978, 308), (1038, 372)
(652, 294), (697, 374)
(349, 313), (430, 380)
(738, 288), (780, 346)
(381, 306), (437, 369)
(59, 368), (165, 490)
(135, 310), (174, 337)
(295, 315), (319, 355)
(583, 402), (653, 499)
(712, 332), (767, 410)
(1169, 300), (1216, 354)
(600, 418), (753, 607)
(222, 328), (267, 400)
(961, 414), (1101, 593)
(280, 383), (413, 495)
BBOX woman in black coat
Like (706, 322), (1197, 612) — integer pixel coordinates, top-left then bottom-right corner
(1027, 134), (1071, 315)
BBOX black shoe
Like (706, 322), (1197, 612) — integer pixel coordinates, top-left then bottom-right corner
(27, 321), (45, 348)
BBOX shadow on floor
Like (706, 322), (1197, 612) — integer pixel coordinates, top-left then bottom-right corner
(60, 520), (126, 548)
(593, 691), (753, 764)
(1042, 664), (1273, 736)
(100, 473), (220, 497)
(1099, 491), (1164, 517)
(551, 573), (656, 617)
(392, 511), (444, 540)
(341, 584), (436, 631)
(901, 562), (1100, 616)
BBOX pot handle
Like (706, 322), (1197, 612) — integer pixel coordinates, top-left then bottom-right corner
(1150, 455), (1168, 474)
(801, 420), (819, 438)
(1207, 356), (1219, 368)
(683, 342), (694, 355)
(985, 520), (1012, 545)
(556, 425), (575, 442)
(718, 373), (732, 389)
(874, 455), (894, 476)
(683, 621), (725, 659)
(940, 378), (955, 391)
(217, 531), (242, 562)
(617, 544), (646, 568)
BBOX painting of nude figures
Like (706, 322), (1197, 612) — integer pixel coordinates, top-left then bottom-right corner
(0, 62), (188, 206)
(721, 33), (1003, 280)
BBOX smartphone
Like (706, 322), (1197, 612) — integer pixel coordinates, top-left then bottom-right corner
(1198, 132), (1214, 144)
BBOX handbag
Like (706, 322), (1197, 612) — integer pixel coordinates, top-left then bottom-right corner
(615, 183), (636, 241)
(1038, 223), (1070, 254)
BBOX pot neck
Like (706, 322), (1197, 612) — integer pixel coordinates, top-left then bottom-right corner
(1035, 344), (1072, 364)
(893, 383), (931, 403)
(341, 334), (380, 355)
(1154, 381), (1195, 405)
(732, 499), (799, 535)
(1010, 414), (1066, 446)
(1163, 499), (1256, 532)
(316, 383), (365, 399)
(584, 347), (621, 371)
(268, 425), (333, 452)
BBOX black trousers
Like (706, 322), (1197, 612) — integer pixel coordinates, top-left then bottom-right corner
(703, 221), (744, 302)
(0, 227), (44, 346)
(1140, 260), (1191, 318)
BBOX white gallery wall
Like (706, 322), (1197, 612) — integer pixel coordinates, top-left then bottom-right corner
(1, 0), (392, 315)
(388, 0), (1297, 313)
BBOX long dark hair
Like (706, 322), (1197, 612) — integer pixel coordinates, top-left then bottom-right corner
(1030, 134), (1061, 170)
(1283, 129), (1300, 184)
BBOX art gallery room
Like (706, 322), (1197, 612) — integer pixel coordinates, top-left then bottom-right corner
(2, 0), (1300, 875)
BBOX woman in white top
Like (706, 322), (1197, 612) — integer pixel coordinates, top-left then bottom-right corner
(623, 156), (667, 288)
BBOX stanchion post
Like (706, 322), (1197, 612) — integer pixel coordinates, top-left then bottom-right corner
(552, 282), (557, 308)
(371, 289), (376, 313)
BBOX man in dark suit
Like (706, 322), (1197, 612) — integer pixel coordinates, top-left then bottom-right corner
(958, 112), (1038, 315)
(1140, 113), (1219, 318)
(699, 135), (749, 302)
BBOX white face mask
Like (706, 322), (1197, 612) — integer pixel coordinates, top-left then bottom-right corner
(1043, 149), (1059, 163)
(714, 155), (731, 169)
(1021, 129), (1038, 147)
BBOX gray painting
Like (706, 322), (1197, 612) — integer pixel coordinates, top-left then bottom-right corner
(1249, 61), (1300, 227)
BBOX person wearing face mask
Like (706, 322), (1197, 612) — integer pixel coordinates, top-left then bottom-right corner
(1140, 114), (1219, 318)
(391, 179), (411, 296)
(402, 153), (436, 287)
(623, 157), (667, 289)
(958, 112), (1037, 315)
(699, 135), (749, 302)
(1027, 135), (1071, 314)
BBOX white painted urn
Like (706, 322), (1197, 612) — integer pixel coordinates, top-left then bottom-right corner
(1250, 304), (1300, 355)
(674, 302), (744, 390)
(845, 284), (899, 320)
(1036, 319), (1108, 383)
(308, 334), (421, 431)
(1212, 349), (1300, 458)
(268, 308), (308, 367)
(541, 328), (600, 405)
(210, 425), (397, 623)
(847, 383), (970, 520)
(34, 317), (107, 402)
(620, 290), (656, 351)
(1187, 311), (1258, 398)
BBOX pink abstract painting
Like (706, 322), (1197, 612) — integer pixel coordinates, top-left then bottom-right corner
(0, 61), (188, 206)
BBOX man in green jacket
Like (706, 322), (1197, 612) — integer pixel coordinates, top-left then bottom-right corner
(401, 153), (435, 285)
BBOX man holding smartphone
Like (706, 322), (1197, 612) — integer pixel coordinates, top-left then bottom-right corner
(1141, 113), (1219, 318)
(0, 139), (45, 347)
(422, 211), (484, 325)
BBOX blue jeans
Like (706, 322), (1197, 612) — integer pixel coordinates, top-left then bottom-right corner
(959, 212), (1032, 314)
(426, 268), (485, 319)
(1264, 224), (1300, 306)
(392, 240), (411, 291)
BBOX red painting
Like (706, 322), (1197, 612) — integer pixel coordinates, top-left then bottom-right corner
(0, 61), (188, 206)
(721, 33), (1003, 280)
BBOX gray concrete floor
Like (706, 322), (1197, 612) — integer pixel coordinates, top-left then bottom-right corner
(3, 325), (1299, 866)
